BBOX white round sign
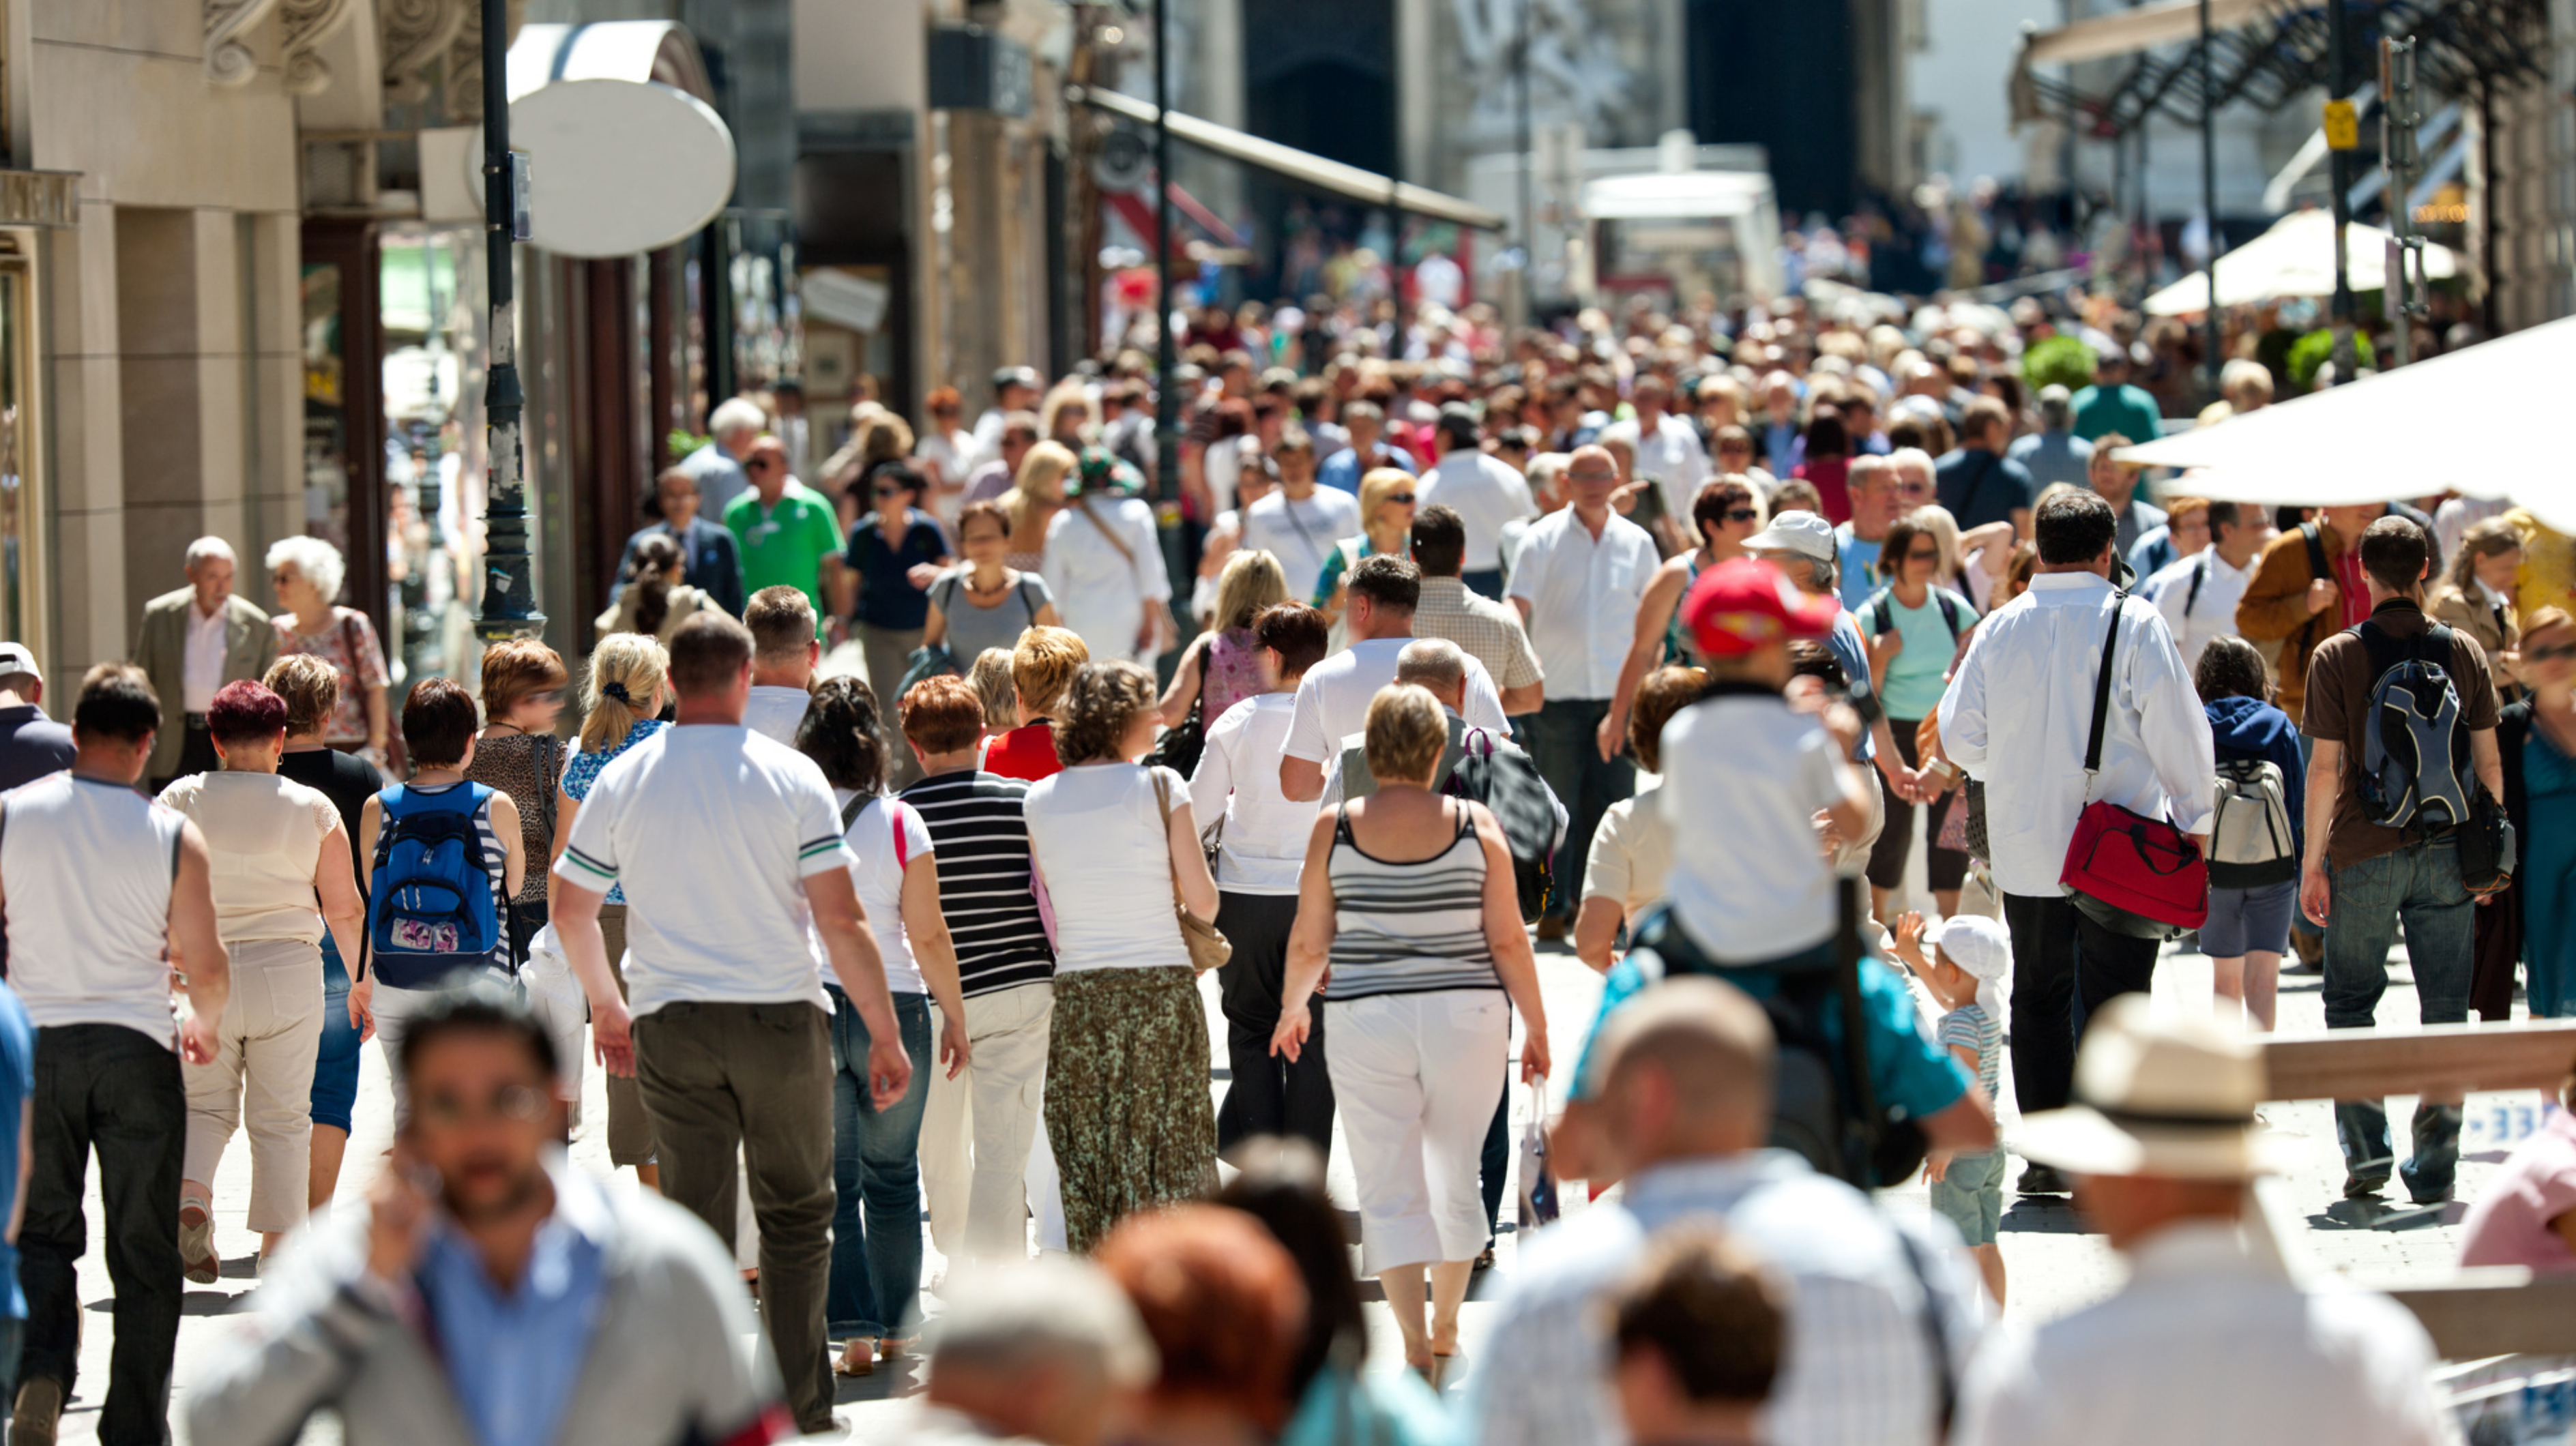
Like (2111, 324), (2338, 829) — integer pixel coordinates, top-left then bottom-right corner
(477, 78), (735, 258)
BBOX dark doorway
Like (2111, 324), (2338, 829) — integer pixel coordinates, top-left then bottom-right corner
(1244, 0), (1395, 175)
(1686, 0), (1856, 219)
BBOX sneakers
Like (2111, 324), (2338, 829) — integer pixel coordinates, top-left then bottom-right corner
(179, 1200), (219, 1285)
(12, 1376), (61, 1446)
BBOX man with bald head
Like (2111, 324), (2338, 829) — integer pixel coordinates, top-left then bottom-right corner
(1470, 979), (1983, 1446)
(1510, 444), (1656, 941)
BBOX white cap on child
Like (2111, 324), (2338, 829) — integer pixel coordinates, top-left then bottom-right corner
(1929, 914), (2012, 1018)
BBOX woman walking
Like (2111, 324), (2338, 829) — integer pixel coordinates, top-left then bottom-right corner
(1604, 478), (1766, 750)
(1857, 512), (1978, 921)
(2432, 516), (2526, 701)
(462, 638), (569, 971)
(1190, 604), (1334, 1156)
(796, 678), (969, 1374)
(2493, 608), (2576, 1018)
(1001, 440), (1079, 574)
(845, 463), (954, 773)
(922, 499), (1062, 668)
(1044, 448), (1171, 667)
(595, 533), (724, 644)
(2196, 636), (2305, 1031)
(157, 681), (366, 1278)
(1160, 549), (1289, 730)
(1313, 469), (1418, 636)
(267, 535), (392, 765)
(1023, 661), (1221, 1252)
(1272, 683), (1550, 1380)
(265, 655), (383, 1209)
(548, 633), (670, 1185)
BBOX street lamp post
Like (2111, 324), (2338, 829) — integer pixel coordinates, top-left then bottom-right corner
(1152, 0), (1177, 499)
(473, 0), (543, 642)
(2197, 0), (2225, 405)
(2324, 0), (2358, 382)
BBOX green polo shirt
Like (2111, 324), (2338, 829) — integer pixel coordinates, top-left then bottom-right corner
(723, 483), (841, 623)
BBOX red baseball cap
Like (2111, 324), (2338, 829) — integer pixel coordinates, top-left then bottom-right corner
(1682, 556), (1843, 658)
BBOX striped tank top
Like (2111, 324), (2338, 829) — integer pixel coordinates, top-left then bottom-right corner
(1322, 799), (1500, 1001)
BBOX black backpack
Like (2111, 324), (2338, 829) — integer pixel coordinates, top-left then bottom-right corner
(1862, 586), (1967, 645)
(1439, 726), (1560, 924)
(1626, 879), (1927, 1190)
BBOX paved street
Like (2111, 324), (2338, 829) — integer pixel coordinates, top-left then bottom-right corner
(55, 914), (2524, 1443)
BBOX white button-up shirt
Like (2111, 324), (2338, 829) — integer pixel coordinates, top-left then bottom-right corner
(2148, 548), (2257, 673)
(1938, 572), (2216, 896)
(1957, 1220), (2459, 1446)
(1608, 413), (1712, 519)
(1471, 1151), (1985, 1446)
(1508, 507), (1657, 701)
(1417, 449), (1537, 572)
(182, 602), (229, 713)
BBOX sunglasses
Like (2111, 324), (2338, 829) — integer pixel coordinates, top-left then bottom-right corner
(2530, 643), (2576, 663)
(746, 458), (780, 471)
(1907, 547), (1940, 562)
(1725, 507), (1759, 522)
(875, 485), (906, 499)
(416, 1082), (549, 1129)
(1386, 493), (1416, 505)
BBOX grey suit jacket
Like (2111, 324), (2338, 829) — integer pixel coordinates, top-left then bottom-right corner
(132, 587), (279, 776)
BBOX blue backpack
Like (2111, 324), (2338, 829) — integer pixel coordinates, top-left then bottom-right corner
(369, 782), (499, 987)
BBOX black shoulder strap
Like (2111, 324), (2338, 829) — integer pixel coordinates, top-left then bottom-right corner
(2301, 520), (2329, 581)
(1935, 591), (1964, 642)
(2083, 591), (2128, 773)
(839, 791), (868, 831)
(1864, 587), (1897, 636)
(2184, 550), (2211, 618)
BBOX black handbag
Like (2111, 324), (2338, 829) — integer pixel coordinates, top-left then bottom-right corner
(1145, 690), (1205, 776)
(2458, 782), (2517, 897)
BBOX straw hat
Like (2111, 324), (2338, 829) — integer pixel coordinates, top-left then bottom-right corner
(2012, 995), (2281, 1181)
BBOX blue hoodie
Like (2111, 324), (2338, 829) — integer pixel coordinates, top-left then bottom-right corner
(2206, 694), (2306, 857)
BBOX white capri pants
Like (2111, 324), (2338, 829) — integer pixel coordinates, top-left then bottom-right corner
(919, 982), (1055, 1260)
(1323, 989), (1510, 1275)
(373, 964), (516, 1123)
(183, 937), (324, 1233)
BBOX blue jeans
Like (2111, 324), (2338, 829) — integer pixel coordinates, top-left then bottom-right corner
(310, 934), (364, 1134)
(2324, 838), (2474, 1196)
(825, 988), (933, 1339)
(1520, 698), (1635, 923)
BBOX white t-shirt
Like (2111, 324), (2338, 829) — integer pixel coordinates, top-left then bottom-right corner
(1188, 694), (1312, 895)
(1660, 692), (1846, 962)
(744, 684), (812, 746)
(554, 725), (855, 1017)
(1240, 488), (1364, 603)
(1023, 763), (1192, 973)
(1043, 496), (1171, 666)
(840, 792), (932, 996)
(1418, 450), (1538, 573)
(1282, 637), (1512, 763)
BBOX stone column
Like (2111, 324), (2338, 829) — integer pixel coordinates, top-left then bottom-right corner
(44, 204), (128, 667)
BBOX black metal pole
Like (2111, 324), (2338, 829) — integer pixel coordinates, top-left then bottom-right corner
(2197, 0), (2223, 404)
(474, 0), (541, 639)
(1152, 0), (1177, 499)
(1514, 0), (1532, 278)
(2326, 0), (2357, 381)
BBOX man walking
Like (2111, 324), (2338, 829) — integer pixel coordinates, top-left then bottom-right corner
(0, 644), (73, 790)
(1407, 506), (1544, 716)
(1832, 456), (1902, 610)
(2082, 439), (2168, 563)
(186, 987), (791, 1446)
(2004, 385), (2092, 492)
(2070, 344), (2163, 445)
(1940, 490), (2215, 1196)
(2237, 503), (2383, 725)
(1278, 557), (1511, 802)
(133, 537), (278, 791)
(1939, 396), (2038, 536)
(2150, 500), (2268, 673)
(1316, 400), (1416, 495)
(616, 467), (747, 617)
(1604, 375), (1709, 552)
(1416, 409), (1538, 598)
(1242, 434), (1363, 607)
(1957, 997), (2455, 1446)
(552, 613), (911, 1436)
(2298, 515), (2502, 1205)
(1510, 445), (1656, 941)
(725, 436), (846, 625)
(742, 586), (822, 743)
(682, 396), (770, 520)
(3, 664), (229, 1446)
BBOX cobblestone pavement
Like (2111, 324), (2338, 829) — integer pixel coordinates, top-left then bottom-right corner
(53, 920), (2518, 1443)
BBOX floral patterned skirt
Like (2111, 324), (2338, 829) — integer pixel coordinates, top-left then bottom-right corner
(1044, 965), (1218, 1254)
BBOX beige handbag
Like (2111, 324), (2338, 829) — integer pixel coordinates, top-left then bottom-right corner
(1151, 769), (1231, 973)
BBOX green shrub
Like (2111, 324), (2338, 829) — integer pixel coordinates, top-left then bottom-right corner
(2021, 335), (2098, 392)
(2284, 328), (2376, 393)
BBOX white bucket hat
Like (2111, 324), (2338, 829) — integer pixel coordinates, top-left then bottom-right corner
(2013, 994), (2282, 1182)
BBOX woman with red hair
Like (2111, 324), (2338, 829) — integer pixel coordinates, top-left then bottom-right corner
(155, 680), (367, 1279)
(1096, 1204), (1309, 1446)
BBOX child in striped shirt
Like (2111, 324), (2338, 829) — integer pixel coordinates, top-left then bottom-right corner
(1892, 911), (2012, 1307)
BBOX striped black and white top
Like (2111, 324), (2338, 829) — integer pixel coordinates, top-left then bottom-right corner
(898, 769), (1056, 997)
(1322, 799), (1500, 1001)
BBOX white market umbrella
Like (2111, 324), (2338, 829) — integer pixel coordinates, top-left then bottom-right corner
(2117, 314), (2576, 533)
(2143, 209), (2458, 316)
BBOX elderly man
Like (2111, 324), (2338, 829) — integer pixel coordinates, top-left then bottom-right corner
(1408, 505), (1544, 714)
(133, 537), (278, 792)
(2006, 385), (2094, 492)
(615, 467), (746, 617)
(1956, 997), (2455, 1446)
(1472, 979), (1982, 1446)
(679, 396), (768, 520)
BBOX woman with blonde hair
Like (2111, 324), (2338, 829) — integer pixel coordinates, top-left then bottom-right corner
(1273, 683), (1550, 1379)
(1160, 548), (1290, 727)
(2432, 515), (2526, 697)
(1312, 469), (1419, 634)
(1038, 381), (1096, 447)
(1001, 439), (1079, 573)
(547, 632), (672, 1187)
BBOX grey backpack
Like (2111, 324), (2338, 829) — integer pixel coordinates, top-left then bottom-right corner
(2207, 758), (2296, 888)
(2354, 621), (2474, 833)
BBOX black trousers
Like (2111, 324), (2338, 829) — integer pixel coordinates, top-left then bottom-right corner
(2001, 893), (2164, 1116)
(23, 1024), (185, 1446)
(149, 719), (222, 795)
(1214, 892), (1334, 1158)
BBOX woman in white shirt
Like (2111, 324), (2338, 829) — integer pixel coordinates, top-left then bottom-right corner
(1023, 661), (1221, 1254)
(1188, 604), (1334, 1157)
(795, 678), (969, 1374)
(157, 680), (366, 1277)
(1042, 447), (1172, 667)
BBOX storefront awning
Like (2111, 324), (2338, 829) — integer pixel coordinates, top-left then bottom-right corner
(2021, 0), (2278, 66)
(1069, 85), (1505, 232)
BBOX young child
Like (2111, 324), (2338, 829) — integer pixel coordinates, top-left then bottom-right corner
(1890, 910), (2012, 1306)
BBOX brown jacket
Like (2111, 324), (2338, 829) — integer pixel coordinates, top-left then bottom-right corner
(2234, 522), (2350, 724)
(2428, 580), (2520, 693)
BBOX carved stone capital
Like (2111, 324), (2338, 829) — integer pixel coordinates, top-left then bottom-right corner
(380, 0), (467, 106)
(205, 0), (284, 87)
(281, 0), (357, 95)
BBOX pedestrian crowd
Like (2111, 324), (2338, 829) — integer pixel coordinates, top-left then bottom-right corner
(0, 289), (2563, 1446)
